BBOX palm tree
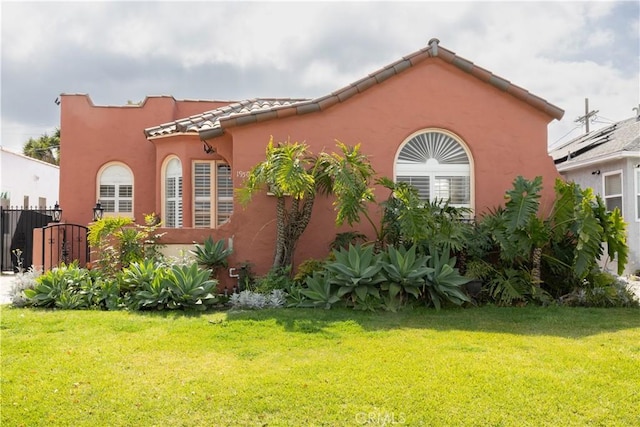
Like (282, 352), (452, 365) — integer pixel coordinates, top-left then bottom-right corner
(22, 128), (60, 165)
(238, 138), (376, 270)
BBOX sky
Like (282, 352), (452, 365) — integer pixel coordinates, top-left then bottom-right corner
(1, 1), (639, 154)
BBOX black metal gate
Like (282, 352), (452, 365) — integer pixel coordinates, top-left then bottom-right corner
(0, 206), (55, 271)
(40, 224), (90, 271)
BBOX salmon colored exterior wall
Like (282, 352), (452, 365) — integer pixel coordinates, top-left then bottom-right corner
(58, 56), (561, 289)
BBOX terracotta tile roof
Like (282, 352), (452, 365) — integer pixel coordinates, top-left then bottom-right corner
(549, 115), (640, 166)
(144, 98), (309, 138)
(144, 38), (565, 141)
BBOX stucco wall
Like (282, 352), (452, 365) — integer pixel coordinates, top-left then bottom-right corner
(59, 57), (562, 282)
(215, 60), (560, 274)
(0, 147), (59, 208)
(59, 95), (228, 225)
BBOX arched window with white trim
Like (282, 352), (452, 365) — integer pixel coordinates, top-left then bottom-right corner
(164, 157), (183, 228)
(98, 163), (134, 217)
(395, 130), (473, 211)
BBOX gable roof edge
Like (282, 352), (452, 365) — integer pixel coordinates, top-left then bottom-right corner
(199, 38), (565, 140)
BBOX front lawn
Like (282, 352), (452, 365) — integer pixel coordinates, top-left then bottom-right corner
(1, 305), (639, 426)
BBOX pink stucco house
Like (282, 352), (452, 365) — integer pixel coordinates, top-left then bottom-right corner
(58, 39), (564, 288)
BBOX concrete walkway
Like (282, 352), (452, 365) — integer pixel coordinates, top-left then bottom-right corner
(0, 272), (15, 304)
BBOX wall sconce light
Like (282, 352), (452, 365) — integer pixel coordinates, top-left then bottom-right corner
(202, 140), (216, 154)
(93, 201), (104, 221)
(591, 170), (601, 175)
(52, 202), (62, 222)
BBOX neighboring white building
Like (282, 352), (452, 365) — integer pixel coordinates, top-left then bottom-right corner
(0, 146), (60, 208)
(549, 114), (640, 276)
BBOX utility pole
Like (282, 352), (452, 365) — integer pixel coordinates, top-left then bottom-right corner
(574, 98), (598, 134)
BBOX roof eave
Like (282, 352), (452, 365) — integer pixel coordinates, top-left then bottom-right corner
(199, 128), (225, 140)
(555, 151), (638, 172)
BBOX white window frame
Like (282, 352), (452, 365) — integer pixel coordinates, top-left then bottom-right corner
(394, 128), (474, 213)
(162, 157), (183, 228)
(97, 162), (134, 218)
(602, 170), (623, 214)
(192, 160), (233, 228)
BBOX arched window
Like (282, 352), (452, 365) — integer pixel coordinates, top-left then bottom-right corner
(395, 130), (472, 211)
(164, 157), (183, 228)
(98, 163), (133, 217)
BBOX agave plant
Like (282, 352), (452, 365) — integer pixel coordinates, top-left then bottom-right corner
(189, 237), (233, 276)
(24, 262), (90, 308)
(380, 245), (432, 305)
(423, 246), (470, 310)
(163, 263), (218, 310)
(298, 271), (341, 309)
(132, 273), (170, 310)
(325, 244), (384, 305)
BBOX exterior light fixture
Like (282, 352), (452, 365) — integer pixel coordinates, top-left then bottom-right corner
(52, 202), (62, 222)
(202, 140), (216, 154)
(93, 201), (104, 221)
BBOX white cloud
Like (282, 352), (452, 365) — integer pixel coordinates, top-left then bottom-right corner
(1, 1), (637, 150)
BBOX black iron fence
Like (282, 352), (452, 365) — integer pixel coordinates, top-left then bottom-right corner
(0, 206), (55, 271)
(39, 224), (90, 271)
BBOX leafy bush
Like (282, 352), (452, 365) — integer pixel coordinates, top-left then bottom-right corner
(559, 270), (639, 308)
(293, 258), (327, 283)
(88, 214), (165, 277)
(329, 231), (367, 251)
(253, 266), (293, 294)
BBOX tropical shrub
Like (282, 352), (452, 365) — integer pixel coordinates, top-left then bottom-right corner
(468, 177), (629, 305)
(253, 266), (294, 294)
(377, 177), (473, 254)
(293, 258), (328, 283)
(559, 270), (639, 308)
(88, 214), (165, 276)
(329, 231), (367, 251)
(238, 138), (376, 269)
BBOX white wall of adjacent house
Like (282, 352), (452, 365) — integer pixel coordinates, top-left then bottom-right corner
(561, 158), (640, 276)
(0, 147), (59, 209)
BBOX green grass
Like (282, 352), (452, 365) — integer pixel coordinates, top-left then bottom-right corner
(1, 305), (639, 426)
